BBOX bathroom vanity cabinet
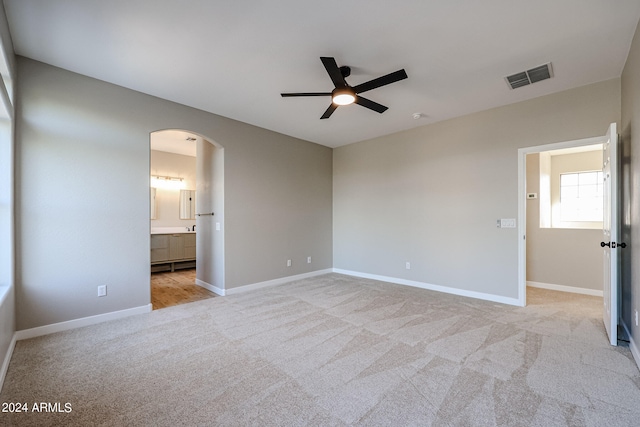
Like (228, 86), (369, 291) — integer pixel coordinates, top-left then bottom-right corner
(151, 233), (196, 272)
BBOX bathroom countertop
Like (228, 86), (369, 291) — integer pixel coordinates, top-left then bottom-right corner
(151, 227), (196, 235)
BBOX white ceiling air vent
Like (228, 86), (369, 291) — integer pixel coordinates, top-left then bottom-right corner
(505, 63), (553, 89)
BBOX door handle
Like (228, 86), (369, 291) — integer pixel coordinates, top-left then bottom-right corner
(601, 241), (627, 248)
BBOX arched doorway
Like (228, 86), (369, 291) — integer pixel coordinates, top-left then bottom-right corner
(149, 129), (224, 309)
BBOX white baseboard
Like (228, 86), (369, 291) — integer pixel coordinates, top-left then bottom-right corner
(0, 333), (16, 393)
(225, 269), (334, 295)
(333, 269), (522, 306)
(15, 304), (153, 341)
(527, 281), (603, 297)
(622, 321), (640, 371)
(195, 279), (225, 296)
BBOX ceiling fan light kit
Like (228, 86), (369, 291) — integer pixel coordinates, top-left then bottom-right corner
(332, 87), (356, 105)
(281, 56), (408, 119)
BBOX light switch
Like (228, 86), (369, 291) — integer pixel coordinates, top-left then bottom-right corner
(500, 218), (516, 228)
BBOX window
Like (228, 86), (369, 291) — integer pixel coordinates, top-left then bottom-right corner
(0, 28), (14, 295)
(559, 171), (603, 222)
(536, 146), (603, 229)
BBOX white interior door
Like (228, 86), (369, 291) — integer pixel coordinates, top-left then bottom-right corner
(602, 122), (619, 346)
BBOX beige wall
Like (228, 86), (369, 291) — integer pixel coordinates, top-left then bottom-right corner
(150, 149), (197, 228)
(621, 19), (640, 358)
(196, 139), (225, 292)
(526, 152), (603, 291)
(334, 78), (620, 301)
(15, 57), (333, 330)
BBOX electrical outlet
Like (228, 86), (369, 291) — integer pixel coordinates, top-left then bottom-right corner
(307, 257), (312, 264)
(97, 285), (107, 297)
(287, 259), (292, 267)
(405, 262), (411, 270)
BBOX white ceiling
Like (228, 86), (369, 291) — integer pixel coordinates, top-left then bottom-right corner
(5, 1), (640, 148)
(547, 143), (603, 157)
(150, 130), (198, 157)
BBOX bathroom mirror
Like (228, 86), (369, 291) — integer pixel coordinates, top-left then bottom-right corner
(179, 189), (196, 220)
(150, 187), (157, 220)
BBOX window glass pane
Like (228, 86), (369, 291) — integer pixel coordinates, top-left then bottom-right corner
(583, 198), (601, 212)
(578, 172), (598, 185)
(579, 184), (597, 198)
(561, 173), (578, 186)
(595, 184), (603, 197)
(561, 186), (578, 199)
(559, 170), (603, 223)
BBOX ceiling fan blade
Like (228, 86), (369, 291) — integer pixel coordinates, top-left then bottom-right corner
(353, 69), (408, 94)
(320, 57), (347, 88)
(320, 103), (338, 119)
(355, 95), (388, 114)
(281, 92), (332, 97)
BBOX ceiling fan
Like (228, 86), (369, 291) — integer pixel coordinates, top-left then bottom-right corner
(281, 57), (408, 119)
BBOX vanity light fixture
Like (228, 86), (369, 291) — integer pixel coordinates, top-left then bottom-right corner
(150, 175), (186, 190)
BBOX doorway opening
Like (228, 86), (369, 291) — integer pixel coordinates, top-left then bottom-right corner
(517, 134), (608, 307)
(149, 129), (224, 309)
(518, 123), (620, 346)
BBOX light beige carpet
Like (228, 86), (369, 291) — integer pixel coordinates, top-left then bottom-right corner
(1, 274), (639, 426)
